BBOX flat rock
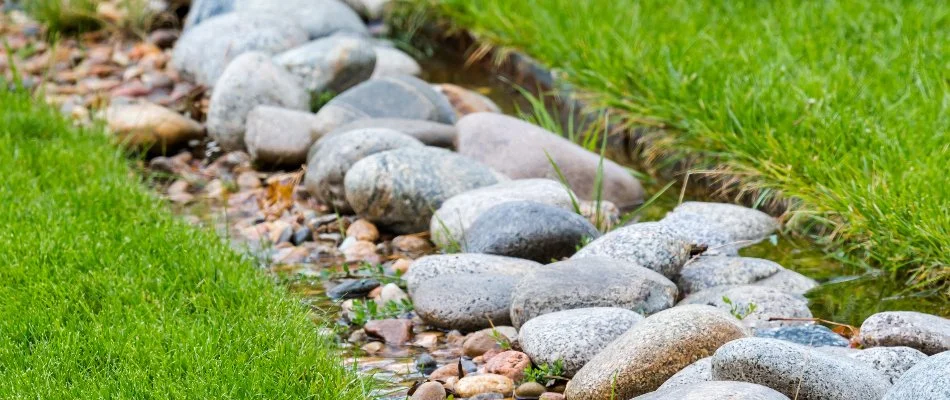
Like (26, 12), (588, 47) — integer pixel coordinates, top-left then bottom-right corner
(658, 357), (712, 390)
(572, 222), (691, 279)
(172, 13), (308, 87)
(509, 257), (677, 328)
(372, 46), (421, 77)
(207, 52), (309, 151)
(404, 254), (540, 294)
(755, 324), (850, 347)
(677, 256), (817, 295)
(565, 305), (748, 400)
(679, 285), (812, 329)
(463, 201), (600, 263)
(882, 350), (950, 400)
(325, 118), (457, 149)
(454, 374), (514, 398)
(344, 146), (502, 233)
(106, 102), (203, 149)
(430, 179), (575, 249)
(860, 311), (950, 355)
(456, 113), (645, 209)
(848, 346), (928, 384)
(245, 106), (321, 165)
(237, 0), (368, 39)
(304, 128), (423, 213)
(364, 318), (413, 344)
(635, 381), (790, 400)
(711, 337), (891, 400)
(518, 307), (643, 376)
(275, 36), (376, 94)
(412, 273), (517, 331)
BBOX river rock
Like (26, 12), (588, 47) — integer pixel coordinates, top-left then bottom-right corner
(237, 0), (367, 39)
(519, 307), (643, 376)
(635, 381), (790, 400)
(413, 273), (517, 331)
(404, 254), (540, 294)
(860, 311), (950, 355)
(182, 0), (234, 29)
(882, 350), (950, 400)
(677, 256), (818, 295)
(207, 52), (309, 151)
(514, 382), (546, 399)
(105, 102), (203, 149)
(275, 36), (376, 94)
(679, 285), (812, 329)
(304, 128), (423, 213)
(667, 202), (780, 243)
(659, 211), (742, 255)
(244, 106), (321, 165)
(364, 318), (412, 344)
(565, 305), (748, 400)
(325, 118), (457, 148)
(485, 350), (532, 381)
(344, 146), (502, 233)
(410, 381), (446, 400)
(711, 337), (891, 400)
(510, 257), (677, 328)
(572, 222), (691, 279)
(435, 83), (501, 116)
(172, 13), (308, 87)
(430, 179), (575, 249)
(463, 330), (502, 357)
(313, 75), (456, 135)
(454, 374), (514, 398)
(372, 46), (421, 78)
(456, 112), (644, 209)
(657, 357), (712, 390)
(848, 347), (928, 384)
(755, 324), (850, 347)
(463, 201), (600, 263)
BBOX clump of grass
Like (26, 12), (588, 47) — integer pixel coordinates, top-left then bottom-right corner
(522, 360), (565, 385)
(0, 87), (372, 398)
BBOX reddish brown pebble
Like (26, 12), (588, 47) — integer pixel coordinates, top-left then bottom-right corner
(364, 319), (413, 344)
(485, 350), (532, 382)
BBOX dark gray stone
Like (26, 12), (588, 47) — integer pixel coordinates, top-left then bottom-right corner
(657, 357), (712, 390)
(848, 347), (928, 384)
(237, 0), (368, 39)
(572, 222), (691, 279)
(518, 307), (643, 377)
(304, 128), (423, 213)
(275, 36), (376, 94)
(677, 256), (817, 295)
(509, 257), (677, 328)
(635, 381), (790, 400)
(343, 147), (503, 233)
(412, 273), (517, 331)
(463, 201), (601, 263)
(404, 254), (540, 294)
(415, 353), (438, 375)
(711, 337), (891, 400)
(291, 226), (312, 245)
(755, 324), (850, 347)
(860, 311), (950, 355)
(325, 118), (457, 149)
(328, 278), (380, 300)
(679, 285), (812, 329)
(882, 350), (950, 400)
(245, 106), (321, 165)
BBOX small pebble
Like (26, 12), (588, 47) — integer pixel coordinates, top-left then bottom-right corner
(347, 219), (380, 242)
(515, 381), (547, 399)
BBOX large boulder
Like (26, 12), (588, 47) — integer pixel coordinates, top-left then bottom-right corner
(207, 52), (310, 151)
(236, 0), (368, 39)
(679, 285), (813, 329)
(245, 106), (321, 165)
(860, 311), (950, 355)
(677, 256), (817, 296)
(509, 257), (677, 328)
(565, 305), (748, 400)
(882, 350), (950, 400)
(634, 381), (790, 400)
(572, 222), (692, 279)
(105, 103), (203, 149)
(518, 307), (643, 377)
(404, 254), (540, 294)
(304, 128), (423, 213)
(456, 113), (645, 209)
(275, 36), (376, 94)
(172, 13), (308, 87)
(344, 147), (502, 233)
(412, 273), (517, 331)
(430, 179), (575, 249)
(711, 337), (891, 400)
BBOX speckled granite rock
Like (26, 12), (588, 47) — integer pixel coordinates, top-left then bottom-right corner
(413, 273), (517, 331)
(860, 311), (950, 355)
(275, 36), (376, 94)
(657, 357), (712, 390)
(565, 305), (748, 400)
(679, 285), (812, 329)
(677, 256), (818, 295)
(518, 307), (643, 376)
(404, 254), (540, 294)
(572, 222), (691, 279)
(848, 346), (928, 384)
(755, 324), (850, 347)
(667, 202), (780, 242)
(711, 337), (891, 400)
(245, 106), (321, 165)
(882, 350), (950, 400)
(237, 0), (367, 39)
(509, 257), (677, 328)
(658, 211), (742, 255)
(635, 381), (790, 400)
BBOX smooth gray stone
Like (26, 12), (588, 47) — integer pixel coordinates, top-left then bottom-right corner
(463, 201), (601, 263)
(509, 257), (677, 328)
(245, 106), (321, 165)
(412, 273), (517, 331)
(344, 147), (502, 233)
(882, 350), (950, 400)
(677, 256), (817, 296)
(518, 307), (643, 377)
(860, 311), (950, 355)
(848, 347), (928, 384)
(325, 118), (457, 149)
(275, 36), (376, 94)
(667, 202), (779, 243)
(679, 285), (812, 329)
(182, 0), (234, 30)
(172, 13), (308, 87)
(755, 324), (850, 348)
(304, 128), (423, 213)
(711, 337), (891, 400)
(430, 179), (576, 250)
(635, 381), (790, 400)
(404, 254), (540, 294)
(207, 52), (310, 151)
(572, 222), (691, 279)
(237, 0), (368, 39)
(372, 46), (421, 78)
(658, 357), (712, 390)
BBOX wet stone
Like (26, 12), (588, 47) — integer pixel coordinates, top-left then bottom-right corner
(415, 353), (437, 376)
(667, 202), (780, 243)
(364, 319), (413, 344)
(678, 256), (819, 296)
(328, 278), (380, 300)
(755, 324), (850, 347)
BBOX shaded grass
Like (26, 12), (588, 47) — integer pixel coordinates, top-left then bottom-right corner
(408, 0), (950, 289)
(0, 88), (370, 398)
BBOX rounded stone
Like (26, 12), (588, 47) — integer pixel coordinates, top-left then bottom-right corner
(677, 256), (818, 296)
(207, 52), (309, 151)
(572, 222), (691, 279)
(410, 381), (446, 400)
(454, 374), (514, 398)
(237, 0), (368, 39)
(275, 36), (376, 94)
(485, 350), (532, 382)
(105, 102), (203, 149)
(344, 146), (502, 233)
(304, 128), (423, 213)
(463, 201), (601, 263)
(711, 337), (891, 400)
(325, 118), (457, 149)
(658, 211), (742, 255)
(678, 285), (813, 329)
(634, 381), (790, 400)
(245, 106), (321, 165)
(754, 324), (850, 347)
(515, 381), (547, 398)
(668, 202), (780, 242)
(182, 0), (234, 29)
(412, 273), (517, 331)
(657, 357), (712, 390)
(404, 254), (540, 294)
(462, 330), (502, 358)
(860, 311), (950, 355)
(882, 350), (950, 400)
(519, 307), (644, 376)
(565, 305), (748, 400)
(372, 46), (422, 78)
(509, 257), (677, 328)
(848, 346), (928, 384)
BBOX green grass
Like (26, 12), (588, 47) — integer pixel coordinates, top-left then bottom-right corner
(0, 87), (370, 398)
(407, 0), (950, 289)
